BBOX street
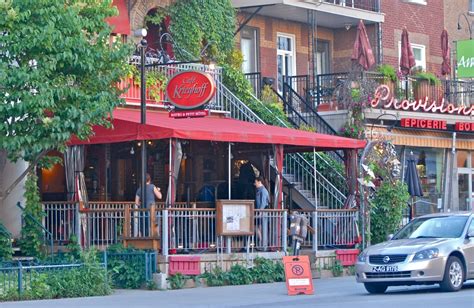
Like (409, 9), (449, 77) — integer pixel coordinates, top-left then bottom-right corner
(3, 277), (473, 308)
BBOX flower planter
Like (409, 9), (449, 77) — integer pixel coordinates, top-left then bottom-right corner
(413, 80), (444, 103)
(118, 76), (165, 105)
(169, 256), (201, 276)
(335, 249), (360, 266)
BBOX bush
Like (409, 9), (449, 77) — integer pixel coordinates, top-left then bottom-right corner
(200, 258), (284, 287)
(0, 223), (13, 261)
(370, 180), (410, 244)
(0, 249), (110, 302)
(106, 244), (150, 289)
(167, 273), (187, 290)
(331, 260), (343, 277)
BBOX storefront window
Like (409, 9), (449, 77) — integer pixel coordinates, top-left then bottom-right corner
(457, 151), (473, 211)
(403, 147), (445, 214)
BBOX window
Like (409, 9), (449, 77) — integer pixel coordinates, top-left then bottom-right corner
(240, 26), (259, 74)
(398, 42), (426, 71)
(401, 0), (427, 5)
(276, 33), (296, 94)
(470, 0), (474, 13)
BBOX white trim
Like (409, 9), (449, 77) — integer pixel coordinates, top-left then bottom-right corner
(276, 33), (297, 93)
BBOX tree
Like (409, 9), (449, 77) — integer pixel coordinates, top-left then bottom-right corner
(0, 0), (130, 195)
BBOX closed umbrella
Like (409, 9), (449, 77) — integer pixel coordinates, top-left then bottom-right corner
(404, 152), (423, 220)
(351, 20), (375, 70)
(400, 28), (416, 76)
(441, 29), (451, 76)
(400, 28), (416, 99)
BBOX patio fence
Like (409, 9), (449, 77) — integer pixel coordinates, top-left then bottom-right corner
(41, 202), (359, 254)
(0, 251), (157, 298)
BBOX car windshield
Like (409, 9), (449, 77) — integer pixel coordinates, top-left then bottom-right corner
(393, 216), (468, 240)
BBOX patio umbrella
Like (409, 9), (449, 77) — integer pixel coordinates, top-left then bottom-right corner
(400, 28), (416, 76)
(441, 29), (451, 76)
(351, 20), (375, 70)
(404, 152), (423, 220)
(400, 28), (416, 99)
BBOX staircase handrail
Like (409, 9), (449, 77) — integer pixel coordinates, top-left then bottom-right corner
(283, 81), (339, 136)
(218, 81), (347, 207)
(248, 88), (346, 188)
(16, 202), (53, 257)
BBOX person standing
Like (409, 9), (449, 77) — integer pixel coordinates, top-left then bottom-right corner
(135, 173), (162, 236)
(255, 176), (269, 250)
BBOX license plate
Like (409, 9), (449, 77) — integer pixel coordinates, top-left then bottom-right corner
(372, 265), (398, 272)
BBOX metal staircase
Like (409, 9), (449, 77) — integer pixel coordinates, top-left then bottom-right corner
(218, 81), (347, 209)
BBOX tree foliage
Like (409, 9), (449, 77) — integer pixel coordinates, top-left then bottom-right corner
(167, 0), (236, 61)
(0, 0), (130, 163)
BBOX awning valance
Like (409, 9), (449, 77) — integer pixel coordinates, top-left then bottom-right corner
(70, 108), (366, 151)
(371, 127), (474, 150)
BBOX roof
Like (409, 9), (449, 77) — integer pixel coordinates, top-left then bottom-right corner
(69, 108), (366, 151)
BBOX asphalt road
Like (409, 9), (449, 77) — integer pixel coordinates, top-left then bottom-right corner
(3, 277), (474, 308)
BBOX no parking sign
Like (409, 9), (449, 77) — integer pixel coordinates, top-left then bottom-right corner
(283, 255), (314, 295)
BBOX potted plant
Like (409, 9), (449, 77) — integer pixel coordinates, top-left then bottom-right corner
(376, 64), (397, 95)
(413, 70), (443, 103)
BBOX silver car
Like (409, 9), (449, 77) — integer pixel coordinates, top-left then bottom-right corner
(356, 212), (474, 294)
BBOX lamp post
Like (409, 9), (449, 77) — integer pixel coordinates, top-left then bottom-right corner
(134, 29), (148, 208)
(457, 13), (473, 40)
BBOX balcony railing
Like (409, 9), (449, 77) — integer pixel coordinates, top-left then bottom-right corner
(323, 0), (381, 12)
(118, 62), (223, 109)
(315, 72), (474, 108)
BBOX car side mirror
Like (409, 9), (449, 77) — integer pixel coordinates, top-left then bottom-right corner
(386, 234), (394, 241)
(467, 230), (474, 238)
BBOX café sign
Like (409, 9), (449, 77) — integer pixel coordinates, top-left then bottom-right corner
(166, 71), (216, 110)
(400, 118), (474, 132)
(371, 85), (474, 116)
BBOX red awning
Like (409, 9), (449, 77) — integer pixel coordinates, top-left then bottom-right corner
(70, 108), (366, 151)
(106, 0), (130, 35)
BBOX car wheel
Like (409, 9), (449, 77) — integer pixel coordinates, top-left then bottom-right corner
(440, 256), (464, 292)
(364, 283), (388, 294)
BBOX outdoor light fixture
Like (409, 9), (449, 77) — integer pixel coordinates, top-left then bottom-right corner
(369, 113), (399, 140)
(133, 28), (147, 38)
(344, 23), (352, 31)
(457, 13), (473, 39)
(130, 146), (135, 155)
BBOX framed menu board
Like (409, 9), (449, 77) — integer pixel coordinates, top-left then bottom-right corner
(216, 200), (254, 236)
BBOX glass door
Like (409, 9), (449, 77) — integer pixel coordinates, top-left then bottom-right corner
(458, 151), (473, 211)
(277, 34), (296, 94)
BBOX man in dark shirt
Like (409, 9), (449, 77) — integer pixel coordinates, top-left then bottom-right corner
(254, 176), (269, 250)
(134, 173), (162, 236)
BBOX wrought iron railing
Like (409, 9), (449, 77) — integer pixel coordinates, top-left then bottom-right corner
(244, 72), (262, 98)
(323, 0), (381, 12)
(315, 72), (474, 107)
